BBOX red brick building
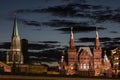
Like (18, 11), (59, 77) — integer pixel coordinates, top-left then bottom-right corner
(58, 27), (112, 77)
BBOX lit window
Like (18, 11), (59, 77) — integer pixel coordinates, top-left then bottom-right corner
(71, 66), (73, 69)
(87, 64), (89, 69)
(84, 64), (86, 69)
(81, 64), (82, 69)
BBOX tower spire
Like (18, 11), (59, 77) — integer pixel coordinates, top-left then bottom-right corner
(12, 12), (19, 37)
(71, 27), (74, 39)
(7, 12), (23, 64)
(95, 27), (100, 48)
(69, 27), (75, 48)
(93, 26), (102, 76)
(96, 27), (99, 39)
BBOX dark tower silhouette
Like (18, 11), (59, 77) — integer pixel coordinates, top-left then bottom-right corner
(21, 39), (28, 63)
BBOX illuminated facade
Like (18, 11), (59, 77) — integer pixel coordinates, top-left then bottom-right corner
(111, 47), (120, 77)
(59, 27), (112, 77)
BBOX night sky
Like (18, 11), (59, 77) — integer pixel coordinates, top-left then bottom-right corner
(0, 0), (120, 66)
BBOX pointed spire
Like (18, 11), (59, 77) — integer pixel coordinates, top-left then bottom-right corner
(12, 12), (19, 37)
(96, 27), (99, 39)
(71, 27), (74, 39)
(104, 50), (109, 62)
(69, 27), (75, 48)
(95, 26), (100, 48)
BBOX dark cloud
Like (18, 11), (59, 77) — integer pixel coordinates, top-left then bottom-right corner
(56, 26), (106, 33)
(28, 48), (63, 62)
(21, 18), (106, 34)
(21, 19), (92, 30)
(40, 4), (77, 17)
(78, 37), (120, 42)
(111, 13), (120, 22)
(15, 2), (120, 23)
(28, 43), (60, 50)
(33, 28), (41, 31)
(110, 31), (118, 33)
(0, 41), (60, 50)
(16, 9), (32, 13)
(77, 37), (120, 49)
(38, 41), (60, 44)
(62, 0), (86, 3)
(78, 37), (111, 42)
(103, 41), (120, 49)
(0, 42), (10, 49)
(42, 19), (88, 27)
(28, 44), (54, 50)
(16, 3), (100, 16)
(113, 37), (120, 41)
(23, 20), (41, 27)
(39, 3), (104, 17)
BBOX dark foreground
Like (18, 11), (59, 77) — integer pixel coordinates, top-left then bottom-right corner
(0, 75), (119, 80)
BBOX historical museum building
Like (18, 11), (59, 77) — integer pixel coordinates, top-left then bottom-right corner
(58, 27), (112, 77)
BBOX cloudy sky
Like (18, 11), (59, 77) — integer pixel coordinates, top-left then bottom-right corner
(0, 0), (120, 64)
(0, 0), (120, 46)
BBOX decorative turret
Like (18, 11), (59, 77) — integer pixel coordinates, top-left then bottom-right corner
(69, 27), (75, 48)
(103, 50), (112, 77)
(58, 50), (66, 74)
(103, 50), (111, 68)
(103, 51), (110, 63)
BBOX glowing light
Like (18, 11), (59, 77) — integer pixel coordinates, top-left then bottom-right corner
(71, 66), (73, 69)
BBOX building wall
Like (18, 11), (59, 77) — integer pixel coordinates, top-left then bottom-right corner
(15, 64), (48, 74)
(67, 47), (78, 75)
(67, 48), (77, 66)
(0, 61), (11, 72)
(93, 48), (102, 76)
